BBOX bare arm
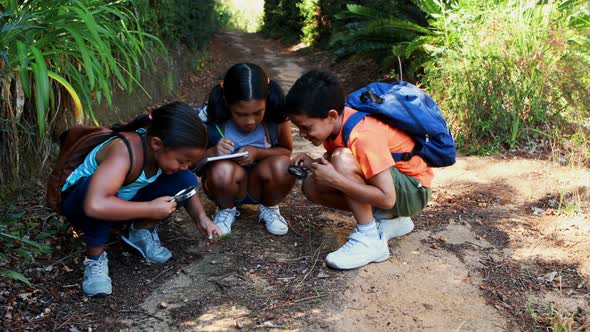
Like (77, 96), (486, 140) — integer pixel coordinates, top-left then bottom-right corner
(184, 194), (220, 239)
(83, 140), (176, 221)
(311, 158), (396, 209)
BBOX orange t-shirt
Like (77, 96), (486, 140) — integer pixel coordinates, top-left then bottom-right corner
(324, 107), (434, 187)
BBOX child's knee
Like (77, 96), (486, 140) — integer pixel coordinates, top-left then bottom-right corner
(265, 155), (292, 179)
(209, 161), (245, 184)
(331, 148), (359, 175)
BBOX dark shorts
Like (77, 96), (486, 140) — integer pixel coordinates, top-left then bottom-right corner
(62, 170), (198, 247)
(374, 167), (431, 218)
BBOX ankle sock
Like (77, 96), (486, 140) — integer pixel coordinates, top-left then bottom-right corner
(87, 254), (101, 261)
(356, 221), (379, 238)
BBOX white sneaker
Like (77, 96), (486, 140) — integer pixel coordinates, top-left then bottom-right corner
(258, 205), (288, 235)
(377, 217), (414, 241)
(325, 232), (389, 270)
(82, 252), (112, 297)
(213, 207), (239, 235)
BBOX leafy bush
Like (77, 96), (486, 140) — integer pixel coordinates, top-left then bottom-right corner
(422, 0), (590, 156)
(0, 0), (163, 189)
(0, 206), (63, 286)
(131, 0), (221, 49)
(330, 2), (430, 79)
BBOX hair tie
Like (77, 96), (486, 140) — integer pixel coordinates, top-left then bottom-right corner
(148, 113), (153, 120)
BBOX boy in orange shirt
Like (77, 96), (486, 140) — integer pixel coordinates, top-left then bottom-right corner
(287, 70), (433, 270)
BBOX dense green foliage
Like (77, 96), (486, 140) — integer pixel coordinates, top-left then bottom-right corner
(0, 0), (221, 189)
(132, 0), (222, 49)
(262, 0), (406, 44)
(421, 0), (590, 157)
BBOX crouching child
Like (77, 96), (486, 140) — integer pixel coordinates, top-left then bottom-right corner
(286, 71), (434, 270)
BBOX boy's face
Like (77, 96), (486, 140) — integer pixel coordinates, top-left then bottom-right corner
(289, 110), (339, 146)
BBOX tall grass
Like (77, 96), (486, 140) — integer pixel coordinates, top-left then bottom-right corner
(0, 0), (163, 188)
(422, 0), (590, 157)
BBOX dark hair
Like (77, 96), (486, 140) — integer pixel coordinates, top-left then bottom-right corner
(285, 70), (345, 118)
(112, 102), (207, 149)
(206, 63), (286, 124)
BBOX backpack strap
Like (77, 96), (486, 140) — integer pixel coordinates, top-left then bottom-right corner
(114, 132), (144, 185)
(342, 111), (369, 147)
(342, 111), (419, 163)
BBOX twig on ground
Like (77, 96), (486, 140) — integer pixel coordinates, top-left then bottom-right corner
(295, 239), (325, 288)
(146, 267), (174, 285)
(119, 309), (164, 322)
(286, 218), (304, 237)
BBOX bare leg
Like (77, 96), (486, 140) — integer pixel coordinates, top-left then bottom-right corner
(302, 148), (374, 225)
(204, 160), (247, 208)
(248, 155), (296, 205)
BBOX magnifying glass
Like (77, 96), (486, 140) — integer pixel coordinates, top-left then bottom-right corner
(170, 185), (198, 204)
(288, 163), (308, 179)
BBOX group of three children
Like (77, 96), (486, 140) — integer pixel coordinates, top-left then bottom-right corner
(59, 63), (432, 297)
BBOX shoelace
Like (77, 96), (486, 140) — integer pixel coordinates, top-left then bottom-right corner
(150, 226), (162, 248)
(86, 258), (107, 277)
(340, 238), (358, 252)
(260, 207), (286, 226)
(217, 209), (238, 227)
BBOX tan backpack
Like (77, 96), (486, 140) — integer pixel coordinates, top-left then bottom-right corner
(46, 125), (144, 214)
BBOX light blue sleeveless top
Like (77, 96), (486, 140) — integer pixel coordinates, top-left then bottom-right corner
(61, 130), (162, 200)
(223, 120), (271, 152)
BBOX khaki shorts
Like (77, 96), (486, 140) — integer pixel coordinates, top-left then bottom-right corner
(374, 167), (431, 218)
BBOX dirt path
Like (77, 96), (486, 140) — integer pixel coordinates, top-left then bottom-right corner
(6, 31), (587, 332)
(127, 31), (590, 331)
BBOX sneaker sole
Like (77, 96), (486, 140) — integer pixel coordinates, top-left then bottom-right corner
(259, 218), (288, 236)
(86, 291), (112, 298)
(326, 252), (390, 270)
(120, 235), (171, 264)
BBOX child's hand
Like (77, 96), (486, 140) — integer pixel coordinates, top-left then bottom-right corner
(196, 216), (221, 239)
(215, 138), (234, 156)
(236, 146), (256, 166)
(311, 157), (342, 187)
(150, 196), (177, 219)
(292, 153), (314, 169)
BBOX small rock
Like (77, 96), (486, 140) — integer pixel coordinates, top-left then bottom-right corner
(293, 242), (298, 247)
(236, 320), (244, 329)
(211, 260), (217, 265)
(317, 271), (329, 278)
(122, 252), (131, 257)
(532, 207), (544, 214)
(43, 308), (51, 314)
(159, 301), (168, 309)
(4, 313), (12, 319)
(82, 297), (89, 303)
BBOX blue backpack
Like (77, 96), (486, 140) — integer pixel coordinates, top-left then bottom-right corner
(344, 81), (456, 167)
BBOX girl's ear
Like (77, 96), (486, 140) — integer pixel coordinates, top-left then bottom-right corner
(150, 136), (164, 152)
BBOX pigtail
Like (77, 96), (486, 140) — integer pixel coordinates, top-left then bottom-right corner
(263, 79), (287, 124)
(206, 84), (231, 124)
(111, 113), (150, 132)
